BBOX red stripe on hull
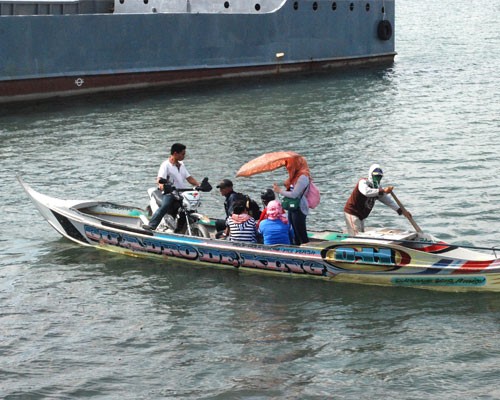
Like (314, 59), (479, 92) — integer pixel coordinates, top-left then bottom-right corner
(418, 242), (452, 253)
(0, 55), (395, 104)
(453, 260), (493, 274)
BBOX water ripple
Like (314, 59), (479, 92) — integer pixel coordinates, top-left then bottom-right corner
(1, 0), (500, 398)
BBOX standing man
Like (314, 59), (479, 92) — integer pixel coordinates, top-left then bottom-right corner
(143, 143), (200, 231)
(344, 164), (410, 236)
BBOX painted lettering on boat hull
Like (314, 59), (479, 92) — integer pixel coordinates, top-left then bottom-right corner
(322, 245), (411, 272)
(84, 225), (327, 276)
(392, 276), (486, 287)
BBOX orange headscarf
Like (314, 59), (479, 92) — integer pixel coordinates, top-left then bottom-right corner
(284, 156), (310, 190)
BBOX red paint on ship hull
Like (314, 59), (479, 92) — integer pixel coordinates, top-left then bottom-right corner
(0, 55), (395, 104)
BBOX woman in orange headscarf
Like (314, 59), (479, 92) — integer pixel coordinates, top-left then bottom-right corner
(273, 156), (311, 245)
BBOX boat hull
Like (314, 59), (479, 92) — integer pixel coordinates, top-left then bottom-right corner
(0, 0), (395, 103)
(20, 178), (500, 292)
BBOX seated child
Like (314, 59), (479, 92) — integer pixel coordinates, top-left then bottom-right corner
(258, 200), (293, 245)
(224, 201), (257, 243)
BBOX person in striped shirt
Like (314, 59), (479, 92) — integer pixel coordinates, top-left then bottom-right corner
(224, 200), (257, 243)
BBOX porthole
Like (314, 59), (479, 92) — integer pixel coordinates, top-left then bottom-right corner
(224, 1), (229, 8)
(312, 1), (318, 10)
(255, 3), (260, 10)
(349, 2), (354, 11)
(143, 0), (148, 4)
(331, 2), (337, 10)
(119, 0), (124, 4)
(293, 1), (298, 10)
(365, 3), (370, 11)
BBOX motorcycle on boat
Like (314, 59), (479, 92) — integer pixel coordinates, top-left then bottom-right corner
(145, 177), (213, 238)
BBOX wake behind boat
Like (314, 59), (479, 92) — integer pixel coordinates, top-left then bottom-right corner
(19, 177), (500, 292)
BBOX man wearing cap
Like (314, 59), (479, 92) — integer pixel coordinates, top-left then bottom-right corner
(143, 143), (200, 231)
(213, 178), (239, 238)
(344, 164), (407, 236)
(217, 178), (239, 218)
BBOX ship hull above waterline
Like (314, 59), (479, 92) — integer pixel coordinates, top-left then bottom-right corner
(0, 0), (395, 103)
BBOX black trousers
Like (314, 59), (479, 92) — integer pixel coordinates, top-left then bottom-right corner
(289, 209), (309, 245)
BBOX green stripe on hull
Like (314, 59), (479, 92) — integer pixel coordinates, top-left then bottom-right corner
(391, 276), (486, 287)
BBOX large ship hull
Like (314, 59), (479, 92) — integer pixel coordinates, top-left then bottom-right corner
(0, 0), (395, 103)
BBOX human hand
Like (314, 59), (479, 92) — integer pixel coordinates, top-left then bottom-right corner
(383, 186), (394, 194)
(272, 183), (281, 193)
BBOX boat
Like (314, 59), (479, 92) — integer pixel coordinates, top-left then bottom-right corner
(0, 0), (395, 104)
(20, 177), (500, 292)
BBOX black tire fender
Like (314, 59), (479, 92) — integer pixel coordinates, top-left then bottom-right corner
(377, 20), (393, 41)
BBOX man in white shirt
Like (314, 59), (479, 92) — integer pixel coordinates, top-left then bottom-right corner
(143, 143), (200, 231)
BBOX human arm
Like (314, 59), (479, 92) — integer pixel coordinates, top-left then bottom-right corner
(273, 175), (310, 198)
(178, 163), (199, 188)
(256, 208), (267, 228)
(156, 160), (169, 189)
(186, 175), (200, 187)
(221, 218), (230, 239)
(156, 176), (164, 190)
(358, 179), (394, 197)
(378, 187), (404, 214)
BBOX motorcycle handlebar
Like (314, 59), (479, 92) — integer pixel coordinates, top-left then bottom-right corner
(159, 177), (212, 193)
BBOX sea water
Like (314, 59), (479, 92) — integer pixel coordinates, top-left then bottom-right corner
(1, 0), (499, 398)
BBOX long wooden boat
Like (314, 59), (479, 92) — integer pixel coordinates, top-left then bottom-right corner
(20, 178), (500, 292)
